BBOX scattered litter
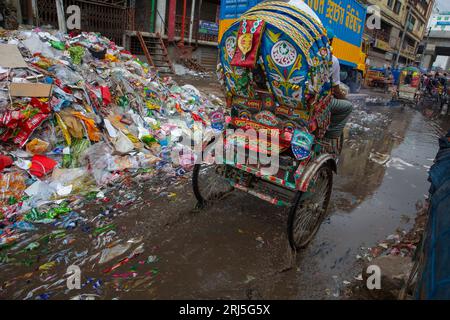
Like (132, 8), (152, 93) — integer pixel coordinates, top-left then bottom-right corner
(386, 157), (414, 170)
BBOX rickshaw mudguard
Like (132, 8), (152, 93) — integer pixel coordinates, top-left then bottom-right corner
(295, 153), (337, 192)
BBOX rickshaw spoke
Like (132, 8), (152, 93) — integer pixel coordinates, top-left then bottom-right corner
(193, 164), (234, 205)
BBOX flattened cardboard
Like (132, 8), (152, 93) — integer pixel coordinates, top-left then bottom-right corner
(0, 44), (27, 68)
(10, 83), (52, 97)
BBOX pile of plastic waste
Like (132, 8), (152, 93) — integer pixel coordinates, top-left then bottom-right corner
(0, 27), (224, 294)
(0, 28), (224, 214)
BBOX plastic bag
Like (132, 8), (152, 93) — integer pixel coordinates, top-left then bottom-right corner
(24, 180), (55, 202)
(113, 131), (134, 154)
(99, 243), (131, 264)
(68, 46), (85, 65)
(29, 155), (58, 178)
(81, 142), (114, 185)
(51, 167), (88, 186)
(0, 155), (13, 171)
(0, 172), (26, 204)
(22, 33), (55, 58)
(72, 138), (90, 159)
(51, 167), (95, 195)
(26, 138), (49, 154)
(50, 40), (65, 50)
(52, 65), (83, 85)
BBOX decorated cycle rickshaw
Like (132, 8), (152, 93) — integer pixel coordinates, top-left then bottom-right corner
(394, 66), (422, 106)
(192, 1), (343, 250)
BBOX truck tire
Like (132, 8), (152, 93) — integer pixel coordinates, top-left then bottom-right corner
(349, 71), (362, 94)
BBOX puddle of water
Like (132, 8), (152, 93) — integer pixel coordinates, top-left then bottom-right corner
(293, 106), (440, 298)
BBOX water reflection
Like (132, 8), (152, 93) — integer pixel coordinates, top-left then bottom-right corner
(334, 107), (413, 211)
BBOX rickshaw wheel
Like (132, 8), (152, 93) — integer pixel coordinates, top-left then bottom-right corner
(192, 163), (234, 208)
(287, 164), (333, 250)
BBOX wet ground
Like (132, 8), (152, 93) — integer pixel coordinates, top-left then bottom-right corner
(1, 80), (448, 300)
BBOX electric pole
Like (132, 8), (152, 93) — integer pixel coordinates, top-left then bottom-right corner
(420, 26), (432, 68)
(395, 0), (414, 67)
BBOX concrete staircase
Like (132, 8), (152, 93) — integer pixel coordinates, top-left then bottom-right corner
(199, 49), (218, 71)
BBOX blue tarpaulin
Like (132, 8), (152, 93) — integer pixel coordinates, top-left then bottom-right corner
(415, 130), (450, 299)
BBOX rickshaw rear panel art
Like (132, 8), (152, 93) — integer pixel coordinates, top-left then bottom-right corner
(218, 1), (333, 137)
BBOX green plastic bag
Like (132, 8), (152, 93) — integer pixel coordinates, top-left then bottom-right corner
(69, 46), (85, 65)
(50, 40), (65, 50)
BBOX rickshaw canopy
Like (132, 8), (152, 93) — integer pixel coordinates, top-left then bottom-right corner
(217, 0), (335, 145)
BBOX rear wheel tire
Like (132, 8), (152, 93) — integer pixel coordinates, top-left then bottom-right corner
(287, 164), (333, 250)
(192, 163), (234, 207)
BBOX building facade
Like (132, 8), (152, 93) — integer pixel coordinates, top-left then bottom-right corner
(424, 11), (450, 71)
(6, 0), (437, 71)
(363, 0), (434, 68)
(131, 0), (220, 70)
(429, 11), (450, 31)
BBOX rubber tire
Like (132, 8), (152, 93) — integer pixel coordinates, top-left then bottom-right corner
(287, 164), (333, 250)
(192, 163), (233, 208)
(192, 139), (219, 206)
(192, 163), (206, 205)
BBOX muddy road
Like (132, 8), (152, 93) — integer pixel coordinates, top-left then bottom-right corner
(0, 81), (447, 300)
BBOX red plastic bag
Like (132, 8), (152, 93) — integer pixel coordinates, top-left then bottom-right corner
(0, 155), (13, 172)
(100, 86), (111, 105)
(29, 155), (57, 177)
(13, 113), (49, 147)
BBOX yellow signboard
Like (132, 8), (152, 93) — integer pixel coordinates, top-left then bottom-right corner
(374, 39), (392, 51)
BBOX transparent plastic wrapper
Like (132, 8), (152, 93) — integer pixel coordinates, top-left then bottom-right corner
(81, 142), (114, 185)
(22, 33), (56, 58)
(105, 154), (136, 171)
(181, 84), (201, 96)
(105, 152), (159, 171)
(24, 180), (55, 203)
(34, 120), (58, 150)
(171, 144), (195, 170)
(50, 167), (96, 196)
(98, 243), (132, 264)
(137, 152), (160, 168)
(51, 65), (83, 85)
(51, 167), (89, 186)
(0, 172), (27, 205)
(0, 91), (10, 111)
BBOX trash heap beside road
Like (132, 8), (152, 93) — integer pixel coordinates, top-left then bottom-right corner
(0, 28), (224, 292)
